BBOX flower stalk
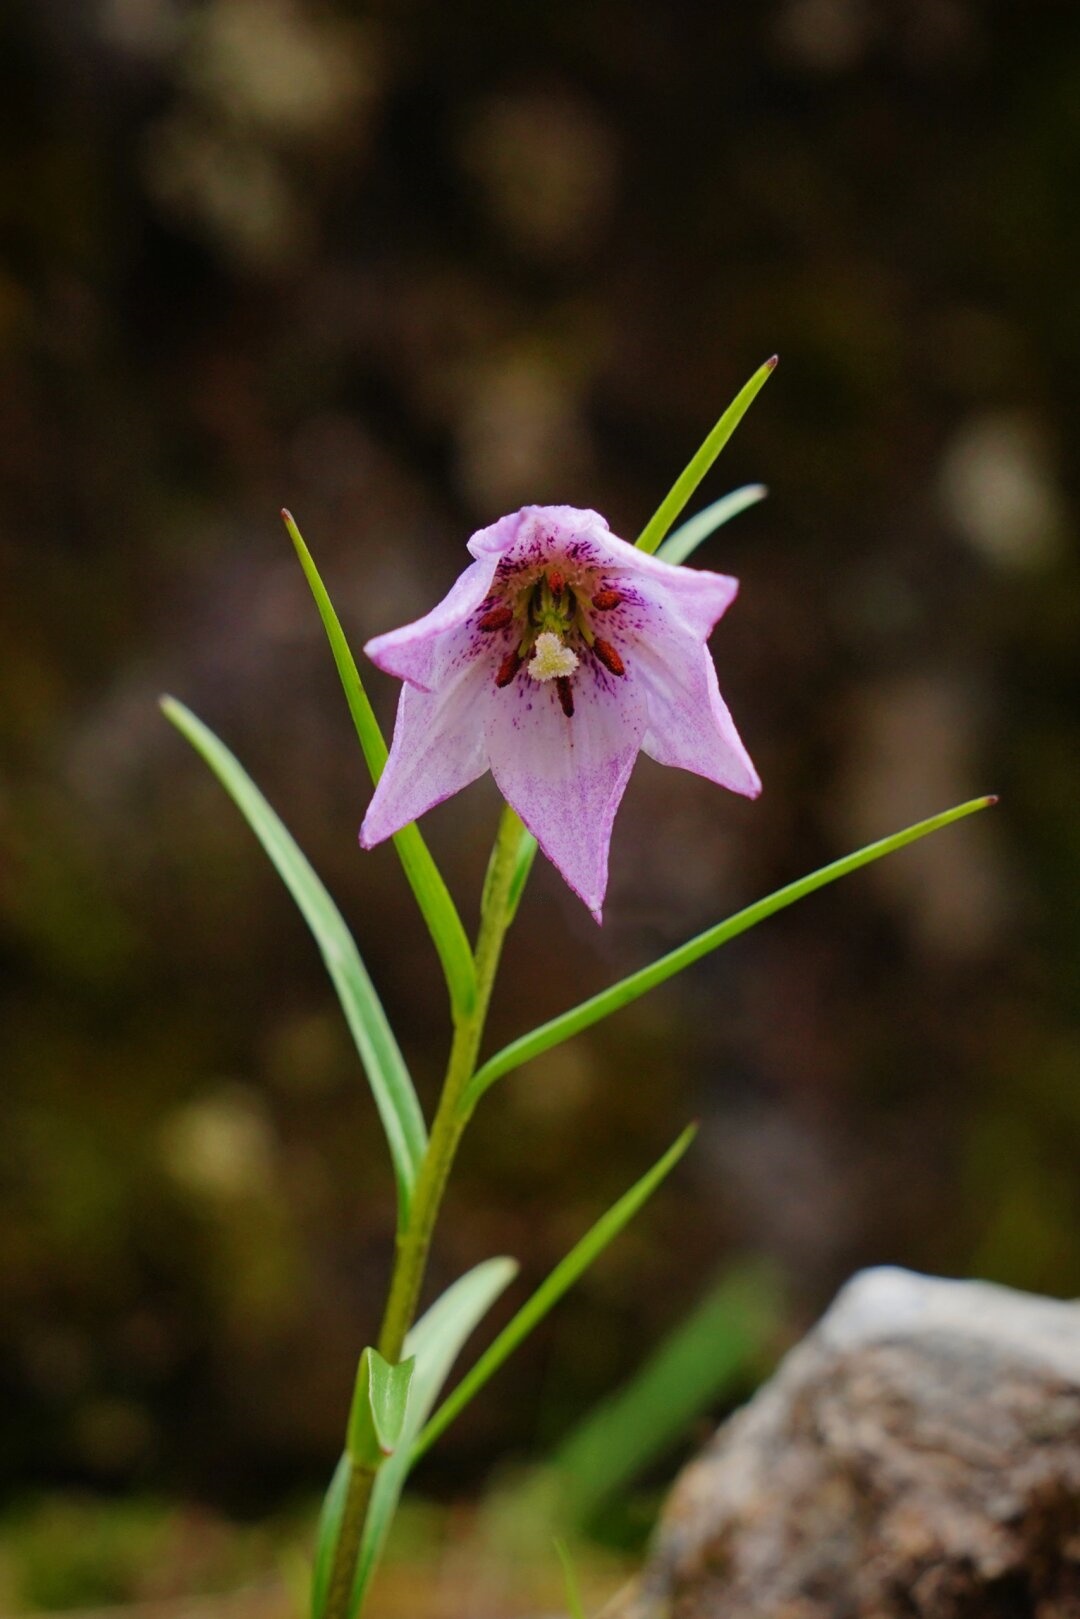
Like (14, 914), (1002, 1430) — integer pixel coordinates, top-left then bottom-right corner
(323, 804), (527, 1619)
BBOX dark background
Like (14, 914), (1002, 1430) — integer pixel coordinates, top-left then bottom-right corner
(3, 0), (1079, 1535)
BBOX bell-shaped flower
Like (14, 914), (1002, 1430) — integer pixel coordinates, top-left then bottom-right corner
(360, 505), (760, 920)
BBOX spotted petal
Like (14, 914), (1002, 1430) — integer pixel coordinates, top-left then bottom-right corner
(575, 528), (759, 794)
(360, 664), (492, 847)
(485, 665), (647, 922)
(360, 503), (760, 922)
(365, 512), (520, 693)
(635, 629), (760, 796)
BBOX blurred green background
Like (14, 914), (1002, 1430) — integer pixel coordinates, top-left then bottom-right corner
(2, 0), (1080, 1606)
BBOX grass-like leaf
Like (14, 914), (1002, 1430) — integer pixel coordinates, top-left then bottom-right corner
(349, 1257), (519, 1618)
(162, 697), (427, 1229)
(506, 819), (539, 925)
(311, 1454), (351, 1619)
(550, 1261), (781, 1526)
(554, 1540), (589, 1619)
(636, 358), (777, 555)
(283, 511), (477, 1019)
(411, 1125), (697, 1461)
(346, 1350), (415, 1468)
(656, 483), (768, 567)
(312, 1348), (416, 1617)
(507, 834), (539, 925)
(464, 797), (996, 1110)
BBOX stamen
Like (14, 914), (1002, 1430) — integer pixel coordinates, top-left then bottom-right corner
(592, 588), (622, 611)
(556, 676), (574, 718)
(594, 638), (625, 677)
(548, 569), (565, 596)
(479, 604), (514, 631)
(495, 649), (522, 688)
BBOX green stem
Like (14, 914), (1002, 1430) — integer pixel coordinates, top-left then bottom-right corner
(378, 805), (523, 1359)
(322, 805), (526, 1619)
(321, 1468), (374, 1619)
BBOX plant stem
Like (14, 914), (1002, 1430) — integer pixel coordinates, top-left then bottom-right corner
(378, 804), (524, 1360)
(321, 1469), (374, 1619)
(322, 805), (526, 1619)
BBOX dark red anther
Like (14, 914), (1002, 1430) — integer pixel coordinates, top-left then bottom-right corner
(495, 649), (521, 688)
(479, 603), (514, 631)
(556, 676), (575, 717)
(592, 588), (621, 611)
(548, 569), (565, 596)
(594, 638), (625, 677)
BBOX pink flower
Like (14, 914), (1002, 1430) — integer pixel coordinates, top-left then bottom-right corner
(360, 505), (760, 921)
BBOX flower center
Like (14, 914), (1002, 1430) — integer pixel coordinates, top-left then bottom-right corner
(528, 631), (579, 682)
(480, 563), (627, 713)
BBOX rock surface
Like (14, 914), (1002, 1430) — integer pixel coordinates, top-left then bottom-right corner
(603, 1267), (1080, 1619)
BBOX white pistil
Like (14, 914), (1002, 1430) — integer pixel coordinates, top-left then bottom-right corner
(528, 630), (579, 682)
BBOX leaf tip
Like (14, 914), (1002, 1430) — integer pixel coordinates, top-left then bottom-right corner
(765, 353), (779, 371)
(983, 793), (1000, 807)
(668, 1121), (700, 1160)
(281, 507), (302, 544)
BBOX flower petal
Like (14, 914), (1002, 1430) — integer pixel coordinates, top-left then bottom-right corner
(523, 505), (737, 625)
(500, 504), (614, 572)
(360, 663), (492, 847)
(365, 512), (522, 693)
(485, 665), (647, 922)
(359, 502), (761, 919)
(636, 629), (761, 797)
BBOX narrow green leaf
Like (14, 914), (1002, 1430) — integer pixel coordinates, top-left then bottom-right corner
(311, 1453), (351, 1619)
(282, 510), (389, 782)
(554, 1540), (588, 1619)
(412, 1125), (697, 1461)
(346, 1349), (415, 1468)
(551, 1261), (781, 1525)
(283, 510), (477, 1020)
(506, 824), (539, 925)
(656, 483), (768, 567)
(162, 697), (427, 1228)
(314, 1350), (414, 1616)
(636, 358), (777, 555)
(465, 797), (997, 1110)
(349, 1257), (518, 1618)
(479, 805), (536, 930)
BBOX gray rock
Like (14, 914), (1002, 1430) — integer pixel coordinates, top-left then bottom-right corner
(603, 1268), (1080, 1619)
